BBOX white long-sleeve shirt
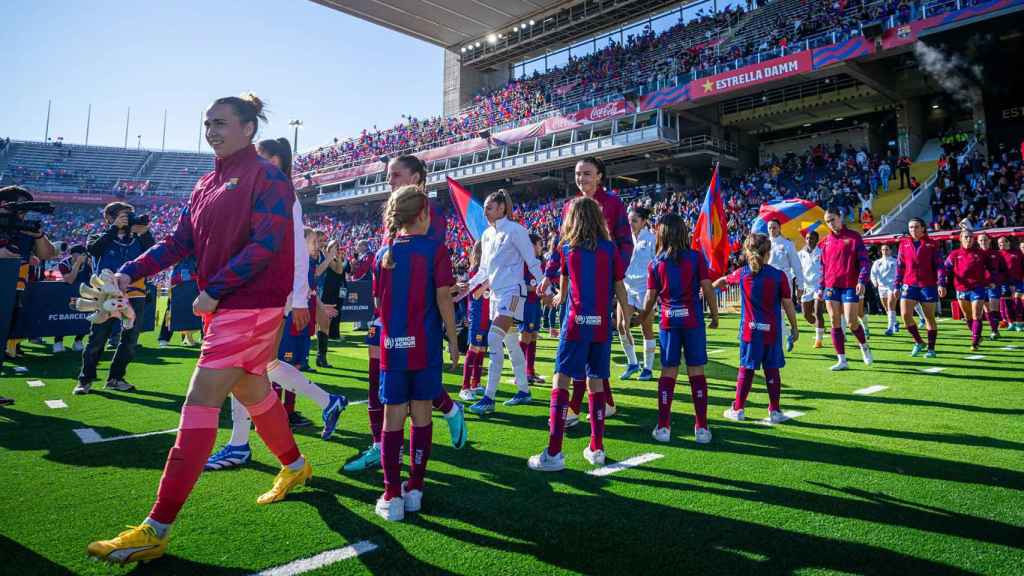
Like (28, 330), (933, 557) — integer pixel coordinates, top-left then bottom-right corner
(290, 201), (309, 309)
(769, 234), (806, 287)
(625, 228), (655, 284)
(468, 217), (542, 293)
(798, 245), (822, 293)
(870, 256), (897, 289)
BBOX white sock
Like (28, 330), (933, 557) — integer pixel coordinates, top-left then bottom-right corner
(503, 329), (530, 393)
(485, 326), (507, 400)
(143, 517), (170, 539)
(815, 328), (824, 339)
(228, 395), (252, 447)
(887, 310), (897, 329)
(837, 354), (847, 363)
(268, 360), (330, 409)
(620, 332), (638, 366)
(840, 316), (848, 331)
(643, 339), (657, 371)
(286, 455), (305, 472)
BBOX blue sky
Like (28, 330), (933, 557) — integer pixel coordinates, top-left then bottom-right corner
(2, 0), (443, 153)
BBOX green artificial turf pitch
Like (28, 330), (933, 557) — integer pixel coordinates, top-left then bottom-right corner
(1, 313), (1022, 575)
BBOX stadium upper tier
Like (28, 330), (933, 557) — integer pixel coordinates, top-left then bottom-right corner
(0, 140), (213, 196)
(293, 0), (953, 179)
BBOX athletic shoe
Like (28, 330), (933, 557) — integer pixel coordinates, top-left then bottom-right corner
(862, 324), (870, 339)
(458, 388), (477, 402)
(786, 334), (794, 353)
(86, 523), (168, 564)
(924, 349), (937, 358)
(289, 411), (314, 429)
(652, 427), (671, 442)
(911, 343), (924, 357)
(830, 358), (849, 370)
(565, 411), (580, 428)
(503, 391), (532, 406)
(104, 379), (135, 392)
(0, 396), (14, 406)
(722, 407), (745, 421)
(884, 327), (895, 337)
(205, 443), (251, 471)
(638, 368), (653, 381)
(605, 403), (617, 418)
(768, 410), (787, 424)
(299, 364), (314, 373)
(971, 343), (980, 352)
(918, 320), (926, 329)
(527, 449), (565, 472)
(72, 340), (85, 352)
(528, 374), (546, 384)
(52, 342), (65, 353)
(256, 460), (312, 505)
(620, 364), (640, 380)
(989, 331), (1000, 341)
(694, 427), (712, 444)
(894, 322), (901, 333)
(813, 338), (823, 349)
(468, 396), (495, 415)
(343, 444), (381, 472)
(471, 386), (485, 398)
(316, 356), (332, 368)
(157, 340), (169, 349)
(444, 402), (468, 449)
(860, 345), (873, 366)
(73, 380), (92, 395)
(401, 482), (422, 513)
(583, 446), (605, 466)
(320, 394), (348, 440)
(375, 495), (405, 522)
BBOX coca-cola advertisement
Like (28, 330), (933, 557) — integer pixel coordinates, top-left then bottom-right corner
(567, 100), (635, 124)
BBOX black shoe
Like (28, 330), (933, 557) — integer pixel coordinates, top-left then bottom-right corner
(288, 411), (314, 428)
(0, 396), (14, 406)
(298, 364), (315, 373)
(316, 356), (332, 368)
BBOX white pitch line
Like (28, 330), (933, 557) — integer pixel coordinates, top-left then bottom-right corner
(853, 385), (888, 396)
(757, 410), (804, 426)
(349, 399), (368, 405)
(964, 355), (986, 360)
(1002, 346), (1019, 351)
(252, 541), (377, 576)
(44, 399), (67, 409)
(587, 452), (663, 477)
(921, 367), (945, 374)
(73, 426), (177, 445)
(27, 380), (45, 388)
(708, 349), (725, 354)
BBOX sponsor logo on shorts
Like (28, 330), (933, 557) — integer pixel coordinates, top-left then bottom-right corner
(575, 315), (603, 326)
(384, 336), (417, 350)
(667, 307), (690, 318)
(748, 321), (771, 332)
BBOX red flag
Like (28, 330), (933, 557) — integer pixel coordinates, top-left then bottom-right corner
(691, 164), (730, 279)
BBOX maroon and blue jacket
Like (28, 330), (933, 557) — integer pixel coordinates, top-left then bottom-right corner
(818, 227), (870, 290)
(120, 145), (295, 309)
(547, 187), (633, 280)
(943, 247), (990, 292)
(999, 249), (1022, 284)
(894, 236), (943, 289)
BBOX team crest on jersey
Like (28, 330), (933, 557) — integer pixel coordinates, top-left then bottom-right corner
(226, 178), (239, 190)
(367, 326), (377, 338)
(283, 352), (293, 362)
(475, 334), (483, 343)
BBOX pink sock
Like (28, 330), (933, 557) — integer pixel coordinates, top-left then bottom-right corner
(656, 375), (676, 429)
(547, 387), (569, 456)
(527, 341), (537, 377)
(689, 375), (708, 429)
(907, 323), (924, 345)
(588, 391), (606, 451)
(733, 367), (755, 411)
(988, 310), (1001, 332)
(568, 378), (586, 415)
(603, 378), (615, 407)
(247, 392), (301, 466)
(971, 319), (982, 345)
(472, 350), (485, 386)
(926, 329), (937, 350)
(382, 429), (403, 499)
(432, 387), (454, 414)
(851, 325), (866, 345)
(368, 357), (383, 444)
(461, 350), (475, 390)
(519, 342), (530, 375)
(406, 423), (433, 491)
(148, 405), (219, 524)
(831, 327), (846, 355)
(764, 368), (782, 412)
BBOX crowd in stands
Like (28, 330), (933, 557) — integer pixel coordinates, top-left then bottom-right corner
(930, 142), (1024, 231)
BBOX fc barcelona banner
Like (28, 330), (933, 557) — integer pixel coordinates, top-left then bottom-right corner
(9, 281), (155, 338)
(168, 280), (204, 332)
(338, 279), (372, 322)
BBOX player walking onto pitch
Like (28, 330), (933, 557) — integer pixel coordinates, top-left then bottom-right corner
(871, 244), (899, 336)
(977, 233), (1006, 340)
(940, 228), (991, 351)
(345, 155), (467, 473)
(519, 233), (547, 384)
(372, 185), (460, 521)
(893, 218), (942, 357)
(714, 234), (799, 423)
(529, 197), (631, 471)
(638, 214), (719, 444)
(620, 206), (658, 381)
(767, 218), (805, 351)
(87, 94), (310, 563)
(817, 207), (872, 371)
(798, 230), (826, 348)
(459, 241), (490, 401)
(997, 236), (1023, 331)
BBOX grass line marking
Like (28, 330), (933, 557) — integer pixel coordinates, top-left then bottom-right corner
(757, 410), (805, 425)
(27, 380), (45, 388)
(587, 453), (663, 477)
(853, 385), (888, 395)
(73, 427), (177, 445)
(44, 399), (67, 409)
(252, 541), (377, 576)
(921, 367), (945, 374)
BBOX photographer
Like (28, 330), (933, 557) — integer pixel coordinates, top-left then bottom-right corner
(0, 186), (58, 363)
(73, 202), (154, 395)
(54, 244), (91, 353)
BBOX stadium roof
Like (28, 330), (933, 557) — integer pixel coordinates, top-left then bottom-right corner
(311, 0), (569, 49)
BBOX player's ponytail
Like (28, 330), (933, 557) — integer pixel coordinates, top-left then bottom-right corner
(484, 189), (513, 220)
(213, 92), (268, 142)
(257, 137), (293, 178)
(655, 213), (689, 261)
(744, 233), (771, 274)
(381, 185), (428, 269)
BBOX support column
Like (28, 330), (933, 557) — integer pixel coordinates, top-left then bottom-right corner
(897, 98), (925, 159)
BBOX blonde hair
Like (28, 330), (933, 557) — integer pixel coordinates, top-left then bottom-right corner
(561, 197), (610, 250)
(381, 185), (428, 269)
(744, 233), (771, 274)
(470, 240), (482, 269)
(655, 214), (690, 261)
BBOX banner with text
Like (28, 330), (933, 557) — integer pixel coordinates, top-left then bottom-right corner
(689, 51), (813, 101)
(338, 280), (373, 322)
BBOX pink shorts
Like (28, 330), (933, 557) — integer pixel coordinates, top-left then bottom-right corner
(198, 307), (285, 375)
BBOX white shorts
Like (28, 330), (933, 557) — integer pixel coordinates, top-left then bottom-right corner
(878, 288), (893, 301)
(801, 289), (821, 304)
(624, 278), (646, 309)
(490, 285), (525, 322)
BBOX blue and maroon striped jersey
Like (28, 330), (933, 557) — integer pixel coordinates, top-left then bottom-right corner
(547, 188), (633, 280)
(560, 239), (625, 342)
(373, 234), (455, 371)
(647, 249), (709, 330)
(524, 263), (540, 304)
(725, 264), (791, 343)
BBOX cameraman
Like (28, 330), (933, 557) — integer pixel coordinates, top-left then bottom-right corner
(54, 244), (91, 353)
(74, 202), (153, 395)
(0, 186), (58, 363)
